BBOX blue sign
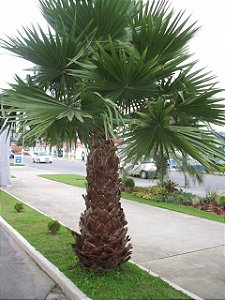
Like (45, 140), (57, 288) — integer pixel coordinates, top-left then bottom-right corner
(14, 155), (23, 165)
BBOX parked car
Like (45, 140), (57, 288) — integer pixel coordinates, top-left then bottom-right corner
(32, 152), (52, 163)
(187, 158), (205, 172)
(124, 161), (157, 179)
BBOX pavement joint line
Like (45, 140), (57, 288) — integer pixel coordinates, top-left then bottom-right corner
(129, 260), (203, 300)
(0, 216), (91, 300)
(143, 244), (225, 262)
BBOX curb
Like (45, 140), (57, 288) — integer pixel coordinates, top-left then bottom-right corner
(129, 261), (203, 300)
(0, 217), (91, 300)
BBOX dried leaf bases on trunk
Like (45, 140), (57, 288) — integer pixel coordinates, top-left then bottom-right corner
(72, 137), (132, 273)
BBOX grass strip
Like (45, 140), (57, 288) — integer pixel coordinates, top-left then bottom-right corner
(0, 189), (190, 300)
(39, 174), (224, 223)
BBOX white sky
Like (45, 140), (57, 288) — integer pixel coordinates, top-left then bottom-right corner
(0, 0), (224, 129)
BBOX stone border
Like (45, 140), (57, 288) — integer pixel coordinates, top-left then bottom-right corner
(0, 217), (90, 300)
(1, 188), (203, 300)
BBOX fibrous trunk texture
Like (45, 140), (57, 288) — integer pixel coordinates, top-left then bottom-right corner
(72, 137), (132, 273)
(155, 153), (168, 187)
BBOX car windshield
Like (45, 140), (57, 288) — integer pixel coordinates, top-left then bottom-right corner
(39, 152), (48, 156)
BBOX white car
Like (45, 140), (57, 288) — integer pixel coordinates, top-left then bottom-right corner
(32, 152), (53, 163)
(121, 160), (157, 179)
(129, 161), (157, 179)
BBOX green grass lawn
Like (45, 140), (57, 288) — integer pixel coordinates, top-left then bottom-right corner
(0, 190), (191, 300)
(40, 174), (224, 223)
(10, 163), (25, 166)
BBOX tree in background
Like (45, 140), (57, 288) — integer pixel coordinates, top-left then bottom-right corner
(1, 0), (224, 272)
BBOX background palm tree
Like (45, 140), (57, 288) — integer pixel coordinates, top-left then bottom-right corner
(1, 0), (224, 272)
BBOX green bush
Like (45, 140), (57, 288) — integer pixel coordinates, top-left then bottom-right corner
(217, 196), (225, 207)
(132, 185), (194, 205)
(14, 202), (24, 212)
(177, 194), (185, 206)
(123, 176), (135, 189)
(155, 187), (169, 202)
(203, 191), (221, 205)
(163, 180), (179, 193)
(48, 220), (61, 235)
(133, 191), (154, 201)
(218, 165), (225, 174)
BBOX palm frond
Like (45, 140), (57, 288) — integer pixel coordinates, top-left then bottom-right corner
(132, 0), (199, 65)
(73, 40), (174, 111)
(39, 0), (138, 42)
(1, 76), (122, 144)
(124, 98), (225, 171)
(0, 22), (92, 97)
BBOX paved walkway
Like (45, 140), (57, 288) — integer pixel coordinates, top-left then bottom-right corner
(2, 166), (225, 300)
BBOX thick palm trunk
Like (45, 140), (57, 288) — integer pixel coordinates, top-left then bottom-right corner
(72, 137), (132, 273)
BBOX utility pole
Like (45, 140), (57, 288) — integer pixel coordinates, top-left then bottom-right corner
(0, 129), (11, 187)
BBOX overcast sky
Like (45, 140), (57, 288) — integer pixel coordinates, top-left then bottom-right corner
(0, 0), (224, 130)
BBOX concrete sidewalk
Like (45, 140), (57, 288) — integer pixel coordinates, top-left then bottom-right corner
(3, 166), (225, 300)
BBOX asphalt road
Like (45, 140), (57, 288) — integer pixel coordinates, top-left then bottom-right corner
(22, 156), (225, 196)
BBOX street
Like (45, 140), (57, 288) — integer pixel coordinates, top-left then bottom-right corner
(22, 156), (225, 196)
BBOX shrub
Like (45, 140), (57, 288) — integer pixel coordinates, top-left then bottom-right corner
(123, 176), (135, 190)
(14, 202), (24, 212)
(177, 194), (185, 206)
(48, 220), (60, 235)
(163, 180), (179, 193)
(218, 165), (225, 174)
(217, 196), (225, 207)
(155, 186), (168, 202)
(203, 191), (221, 205)
(132, 191), (154, 201)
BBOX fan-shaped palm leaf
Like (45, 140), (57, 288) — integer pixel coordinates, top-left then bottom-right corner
(132, 0), (199, 64)
(125, 98), (225, 172)
(1, 22), (92, 98)
(1, 76), (121, 144)
(40, 0), (138, 41)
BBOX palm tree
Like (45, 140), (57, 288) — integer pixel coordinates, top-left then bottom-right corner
(1, 0), (224, 272)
